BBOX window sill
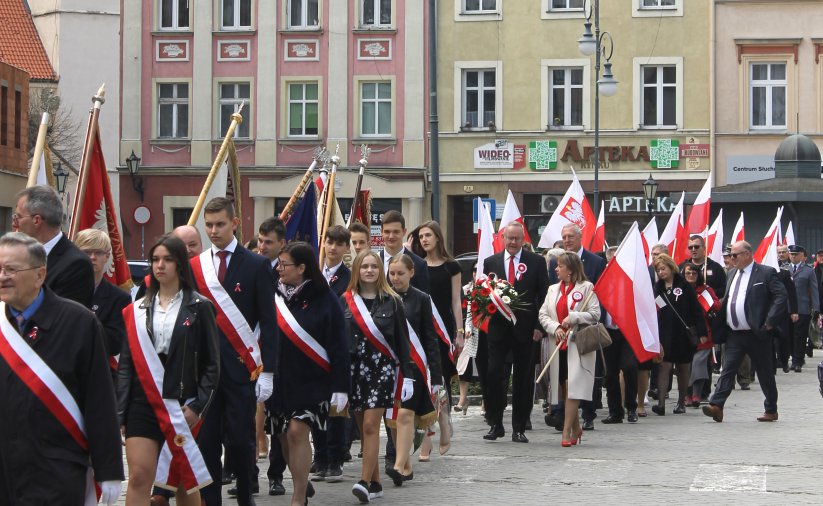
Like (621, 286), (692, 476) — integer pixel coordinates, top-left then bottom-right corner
(352, 27), (397, 34)
(150, 138), (191, 145)
(639, 126), (679, 131)
(747, 128), (789, 134)
(211, 138), (254, 145)
(279, 27), (324, 34)
(278, 137), (323, 145)
(352, 137), (396, 145)
(152, 30), (193, 37)
(459, 127), (496, 133)
(546, 126), (584, 131)
(213, 29), (257, 35)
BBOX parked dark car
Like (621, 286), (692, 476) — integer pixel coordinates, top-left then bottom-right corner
(128, 260), (149, 285)
(455, 252), (478, 286)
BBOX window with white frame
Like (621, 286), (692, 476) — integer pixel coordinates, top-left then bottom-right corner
(288, 83), (319, 137)
(222, 0), (251, 29)
(463, 69), (496, 129)
(289, 0), (319, 28)
(549, 68), (583, 128)
(158, 83), (189, 138)
(642, 0), (676, 7)
(219, 83), (250, 138)
(550, 0), (583, 10)
(464, 0), (496, 13)
(360, 82), (391, 136)
(750, 62), (786, 129)
(362, 0), (391, 26)
(160, 0), (189, 30)
(641, 65), (676, 127)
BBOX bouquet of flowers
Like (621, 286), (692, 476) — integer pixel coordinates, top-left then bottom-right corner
(463, 274), (525, 329)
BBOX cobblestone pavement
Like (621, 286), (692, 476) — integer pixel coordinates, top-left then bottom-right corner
(118, 352), (823, 505)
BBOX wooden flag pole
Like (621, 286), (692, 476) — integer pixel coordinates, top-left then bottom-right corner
(188, 104), (244, 227)
(317, 155), (339, 266)
(27, 112), (50, 187)
(535, 291), (594, 384)
(69, 84), (106, 238)
(279, 147), (326, 221)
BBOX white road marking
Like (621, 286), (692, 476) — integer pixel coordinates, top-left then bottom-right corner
(690, 464), (768, 492)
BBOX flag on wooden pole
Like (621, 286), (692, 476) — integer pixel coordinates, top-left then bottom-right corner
(731, 212), (745, 243)
(494, 190), (532, 252)
(476, 198), (495, 278)
(754, 207), (783, 266)
(537, 169), (596, 249)
(641, 217), (658, 265)
(707, 209), (724, 265)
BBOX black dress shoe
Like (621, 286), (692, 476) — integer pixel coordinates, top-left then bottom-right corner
(581, 419), (594, 431)
(648, 388), (659, 400)
(511, 432), (529, 443)
(627, 411), (638, 423)
(601, 415), (623, 424)
(794, 364), (803, 373)
(268, 480), (286, 496)
(651, 405), (665, 416)
(222, 470), (235, 485)
(483, 424), (505, 440)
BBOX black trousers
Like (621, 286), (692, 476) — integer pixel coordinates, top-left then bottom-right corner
(199, 377), (257, 506)
(264, 432), (286, 482)
(792, 314), (812, 366)
(710, 330), (778, 413)
(484, 337), (535, 433)
(603, 329), (638, 417)
(311, 417), (346, 468)
(476, 331), (489, 402)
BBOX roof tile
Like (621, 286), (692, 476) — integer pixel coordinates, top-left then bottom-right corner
(0, 0), (57, 81)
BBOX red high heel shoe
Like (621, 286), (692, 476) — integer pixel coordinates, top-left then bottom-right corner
(561, 439), (573, 447)
(571, 429), (583, 446)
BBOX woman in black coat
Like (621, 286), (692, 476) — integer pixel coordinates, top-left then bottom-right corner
(652, 254), (707, 416)
(271, 242), (350, 506)
(117, 235), (220, 506)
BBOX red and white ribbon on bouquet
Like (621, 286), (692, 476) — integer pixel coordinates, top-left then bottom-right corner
(479, 275), (517, 325)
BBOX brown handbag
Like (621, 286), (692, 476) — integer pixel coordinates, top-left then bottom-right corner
(574, 322), (612, 355)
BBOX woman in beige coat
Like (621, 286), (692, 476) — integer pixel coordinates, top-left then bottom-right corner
(539, 252), (601, 447)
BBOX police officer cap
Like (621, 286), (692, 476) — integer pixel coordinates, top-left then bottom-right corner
(722, 245), (732, 256)
(788, 244), (806, 254)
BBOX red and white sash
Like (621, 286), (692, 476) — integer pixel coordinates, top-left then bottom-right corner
(275, 295), (330, 373)
(431, 302), (455, 363)
(190, 251), (262, 379)
(0, 302), (99, 505)
(123, 303), (212, 493)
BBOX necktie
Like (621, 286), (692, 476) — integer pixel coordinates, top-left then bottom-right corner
(793, 264), (798, 275)
(729, 270), (744, 328)
(217, 250), (229, 284)
(15, 313), (25, 335)
(508, 255), (516, 284)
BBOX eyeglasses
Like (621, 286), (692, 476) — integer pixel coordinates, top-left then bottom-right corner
(276, 261), (296, 270)
(687, 245), (703, 250)
(0, 265), (43, 277)
(729, 252), (748, 258)
(81, 249), (110, 257)
(11, 213), (35, 222)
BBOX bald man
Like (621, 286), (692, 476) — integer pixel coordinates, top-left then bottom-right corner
(173, 225), (203, 259)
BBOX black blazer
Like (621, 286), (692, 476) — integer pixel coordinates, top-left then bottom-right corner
(92, 279), (132, 361)
(193, 245), (278, 384)
(398, 286), (443, 385)
(328, 264), (351, 298)
(45, 234), (94, 308)
(713, 262), (788, 344)
(0, 288), (124, 485)
(381, 247), (430, 293)
(549, 248), (606, 285)
(483, 249), (550, 343)
(117, 289), (220, 423)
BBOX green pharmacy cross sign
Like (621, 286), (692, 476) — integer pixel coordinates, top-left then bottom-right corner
(529, 140), (558, 170)
(650, 139), (680, 169)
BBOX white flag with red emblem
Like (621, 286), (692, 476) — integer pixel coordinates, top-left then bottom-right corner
(706, 209), (724, 265)
(590, 202), (605, 252)
(594, 221), (660, 363)
(537, 169), (595, 248)
(641, 217), (658, 265)
(754, 207), (783, 266)
(476, 198), (496, 278)
(494, 190), (532, 253)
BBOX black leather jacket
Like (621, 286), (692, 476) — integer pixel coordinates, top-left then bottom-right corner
(397, 286), (443, 385)
(117, 289), (220, 424)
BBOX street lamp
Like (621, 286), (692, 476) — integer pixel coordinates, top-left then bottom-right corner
(126, 150), (144, 202)
(53, 162), (68, 195)
(642, 173), (658, 218)
(579, 0), (618, 218)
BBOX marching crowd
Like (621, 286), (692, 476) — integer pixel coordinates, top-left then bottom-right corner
(0, 184), (816, 505)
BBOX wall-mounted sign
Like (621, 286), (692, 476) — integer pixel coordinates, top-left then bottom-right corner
(528, 140), (558, 170)
(156, 40), (189, 61)
(605, 194), (677, 214)
(650, 139), (680, 169)
(679, 143), (710, 158)
(285, 39), (320, 61)
(474, 139), (526, 169)
(357, 38), (392, 60)
(217, 40), (251, 61)
(725, 155), (775, 185)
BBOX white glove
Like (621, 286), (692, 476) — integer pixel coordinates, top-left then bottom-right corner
(255, 372), (274, 403)
(431, 384), (442, 396)
(400, 377), (415, 402)
(99, 480), (122, 505)
(331, 392), (348, 412)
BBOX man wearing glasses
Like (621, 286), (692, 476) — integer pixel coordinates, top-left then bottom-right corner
(13, 186), (94, 308)
(702, 241), (787, 423)
(682, 235), (727, 298)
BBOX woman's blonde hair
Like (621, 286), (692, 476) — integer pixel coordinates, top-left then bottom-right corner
(653, 253), (679, 275)
(347, 249), (398, 299)
(557, 251), (587, 285)
(74, 228), (111, 253)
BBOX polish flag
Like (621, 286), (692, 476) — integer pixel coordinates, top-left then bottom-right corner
(784, 221), (795, 247)
(476, 198), (496, 278)
(731, 212), (745, 243)
(494, 190), (532, 253)
(590, 202), (606, 252)
(706, 209), (724, 265)
(537, 169), (596, 249)
(641, 217), (658, 265)
(686, 176), (712, 236)
(594, 221), (660, 363)
(659, 192), (689, 263)
(754, 207), (784, 265)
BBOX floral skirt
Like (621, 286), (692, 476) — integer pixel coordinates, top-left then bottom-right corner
(272, 401), (329, 434)
(350, 336), (397, 411)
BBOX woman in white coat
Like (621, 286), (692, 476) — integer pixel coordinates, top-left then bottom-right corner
(539, 252), (601, 447)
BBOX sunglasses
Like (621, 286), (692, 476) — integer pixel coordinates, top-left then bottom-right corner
(687, 245), (703, 250)
(729, 252), (747, 258)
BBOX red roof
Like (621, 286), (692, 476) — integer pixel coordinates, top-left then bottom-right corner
(0, 0), (56, 81)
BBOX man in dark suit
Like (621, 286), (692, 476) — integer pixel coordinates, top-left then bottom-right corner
(14, 186), (93, 308)
(548, 224), (606, 430)
(482, 221), (549, 443)
(788, 245), (819, 372)
(703, 240), (787, 423)
(196, 198), (277, 506)
(681, 235), (727, 298)
(379, 210), (429, 292)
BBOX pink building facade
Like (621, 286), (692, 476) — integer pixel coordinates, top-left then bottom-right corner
(119, 0), (428, 258)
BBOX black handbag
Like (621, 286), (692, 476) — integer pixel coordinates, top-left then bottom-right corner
(574, 322), (612, 355)
(661, 290), (700, 348)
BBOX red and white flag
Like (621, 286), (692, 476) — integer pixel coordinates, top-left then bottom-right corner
(594, 222), (660, 363)
(537, 169), (596, 249)
(659, 192), (689, 263)
(754, 207), (783, 266)
(494, 190), (532, 252)
(784, 221), (795, 247)
(70, 131), (133, 289)
(686, 176), (712, 236)
(641, 217), (658, 265)
(732, 212), (745, 243)
(590, 202), (606, 252)
(476, 197), (496, 278)
(706, 209), (724, 265)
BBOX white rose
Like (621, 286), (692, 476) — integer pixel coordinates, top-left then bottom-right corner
(502, 296), (511, 304)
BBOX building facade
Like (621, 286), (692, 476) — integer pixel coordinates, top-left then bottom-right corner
(435, 0), (711, 253)
(0, 61), (29, 231)
(119, 0), (429, 258)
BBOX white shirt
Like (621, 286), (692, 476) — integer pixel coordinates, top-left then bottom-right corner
(324, 261), (343, 283)
(574, 246), (584, 258)
(211, 237), (238, 273)
(383, 247), (403, 274)
(43, 231), (63, 257)
(152, 290), (183, 354)
(726, 262), (753, 330)
(270, 258), (279, 270)
(504, 249), (522, 281)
